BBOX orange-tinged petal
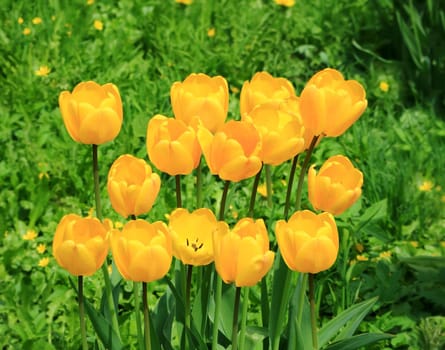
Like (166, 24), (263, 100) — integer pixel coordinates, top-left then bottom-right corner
(219, 155), (262, 182)
(294, 236), (338, 273)
(128, 245), (172, 282)
(56, 241), (98, 276)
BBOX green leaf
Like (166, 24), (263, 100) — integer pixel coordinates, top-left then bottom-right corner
(84, 298), (123, 350)
(318, 297), (378, 348)
(325, 333), (393, 350)
(354, 199), (387, 233)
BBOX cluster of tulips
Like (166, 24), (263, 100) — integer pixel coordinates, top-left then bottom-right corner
(52, 68), (366, 349)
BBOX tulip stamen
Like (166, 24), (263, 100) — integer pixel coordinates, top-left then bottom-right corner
(186, 237), (204, 252)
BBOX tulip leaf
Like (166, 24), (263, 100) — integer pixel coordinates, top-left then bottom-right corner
(324, 333), (393, 350)
(318, 296), (378, 348)
(243, 326), (268, 350)
(354, 199), (387, 233)
(84, 298), (123, 350)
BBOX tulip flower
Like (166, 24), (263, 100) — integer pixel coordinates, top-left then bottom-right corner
(308, 155), (363, 215)
(53, 214), (109, 276)
(146, 114), (201, 175)
(59, 81), (123, 144)
(240, 71), (296, 117)
(168, 208), (217, 266)
(244, 100), (305, 165)
(197, 120), (262, 182)
(110, 219), (172, 282)
(299, 68), (367, 137)
(213, 218), (274, 287)
(170, 73), (229, 132)
(275, 210), (339, 274)
(107, 154), (161, 218)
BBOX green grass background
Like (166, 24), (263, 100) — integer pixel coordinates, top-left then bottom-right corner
(1, 0), (445, 348)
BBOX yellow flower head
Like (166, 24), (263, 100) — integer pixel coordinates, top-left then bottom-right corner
(37, 244), (46, 254)
(23, 229), (37, 241)
(176, 0), (192, 4)
(355, 243), (364, 253)
(274, 0), (295, 7)
(23, 27), (31, 35)
(32, 17), (42, 25)
(418, 180), (433, 192)
(38, 257), (50, 267)
(379, 81), (389, 92)
(207, 28), (215, 37)
(257, 183), (268, 198)
(18, 17), (24, 24)
(94, 20), (103, 31)
(169, 208), (218, 266)
(378, 251), (392, 260)
(87, 0), (94, 4)
(356, 254), (368, 261)
(35, 66), (51, 77)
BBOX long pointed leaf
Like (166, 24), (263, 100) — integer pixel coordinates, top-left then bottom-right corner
(325, 333), (393, 350)
(318, 297), (377, 348)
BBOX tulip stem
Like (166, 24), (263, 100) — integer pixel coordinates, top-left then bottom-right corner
(92, 145), (121, 341)
(134, 282), (144, 350)
(295, 136), (319, 211)
(212, 277), (222, 350)
(239, 287), (250, 350)
(219, 181), (230, 220)
(143, 282), (152, 350)
(284, 155), (299, 220)
(175, 175), (182, 208)
(297, 273), (308, 324)
(265, 165), (273, 207)
(309, 274), (318, 350)
(248, 165), (263, 218)
(78, 276), (88, 350)
(196, 159), (203, 208)
(232, 287), (242, 350)
(185, 264), (193, 331)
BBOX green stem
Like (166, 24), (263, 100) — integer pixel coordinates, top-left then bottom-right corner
(284, 155), (299, 220)
(295, 136), (319, 211)
(309, 274), (318, 350)
(134, 282), (144, 350)
(248, 165), (263, 218)
(143, 282), (152, 350)
(175, 175), (182, 208)
(232, 287), (242, 350)
(239, 287), (250, 350)
(212, 277), (222, 350)
(212, 180), (231, 350)
(92, 145), (121, 341)
(196, 159), (203, 208)
(265, 164), (273, 207)
(297, 273), (308, 324)
(185, 264), (193, 331)
(78, 276), (88, 350)
(272, 268), (293, 350)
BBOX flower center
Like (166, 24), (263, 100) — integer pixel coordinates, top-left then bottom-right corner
(186, 237), (204, 252)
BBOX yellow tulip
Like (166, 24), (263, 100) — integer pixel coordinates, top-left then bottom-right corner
(110, 219), (172, 282)
(170, 73), (229, 132)
(213, 218), (274, 287)
(275, 210), (339, 274)
(244, 100), (305, 165)
(107, 154), (161, 218)
(308, 155), (363, 215)
(52, 214), (109, 276)
(299, 68), (367, 137)
(240, 71), (296, 117)
(146, 114), (201, 175)
(59, 81), (123, 144)
(197, 120), (262, 182)
(168, 208), (217, 266)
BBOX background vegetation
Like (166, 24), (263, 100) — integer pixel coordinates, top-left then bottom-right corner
(0, 0), (444, 349)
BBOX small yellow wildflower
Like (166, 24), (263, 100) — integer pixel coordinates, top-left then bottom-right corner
(355, 243), (364, 253)
(175, 0), (192, 4)
(23, 27), (31, 35)
(51, 16), (56, 21)
(37, 244), (46, 254)
(32, 17), (42, 25)
(440, 242), (445, 248)
(418, 180), (434, 192)
(114, 221), (124, 229)
(379, 81), (389, 92)
(409, 241), (419, 248)
(379, 251), (392, 260)
(257, 183), (268, 197)
(23, 230), (37, 241)
(207, 28), (215, 37)
(274, 0), (295, 7)
(87, 207), (95, 217)
(35, 66), (51, 77)
(38, 172), (49, 180)
(230, 86), (240, 94)
(38, 257), (50, 267)
(87, 0), (95, 4)
(441, 195), (445, 203)
(18, 17), (24, 24)
(94, 20), (103, 31)
(356, 254), (368, 261)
